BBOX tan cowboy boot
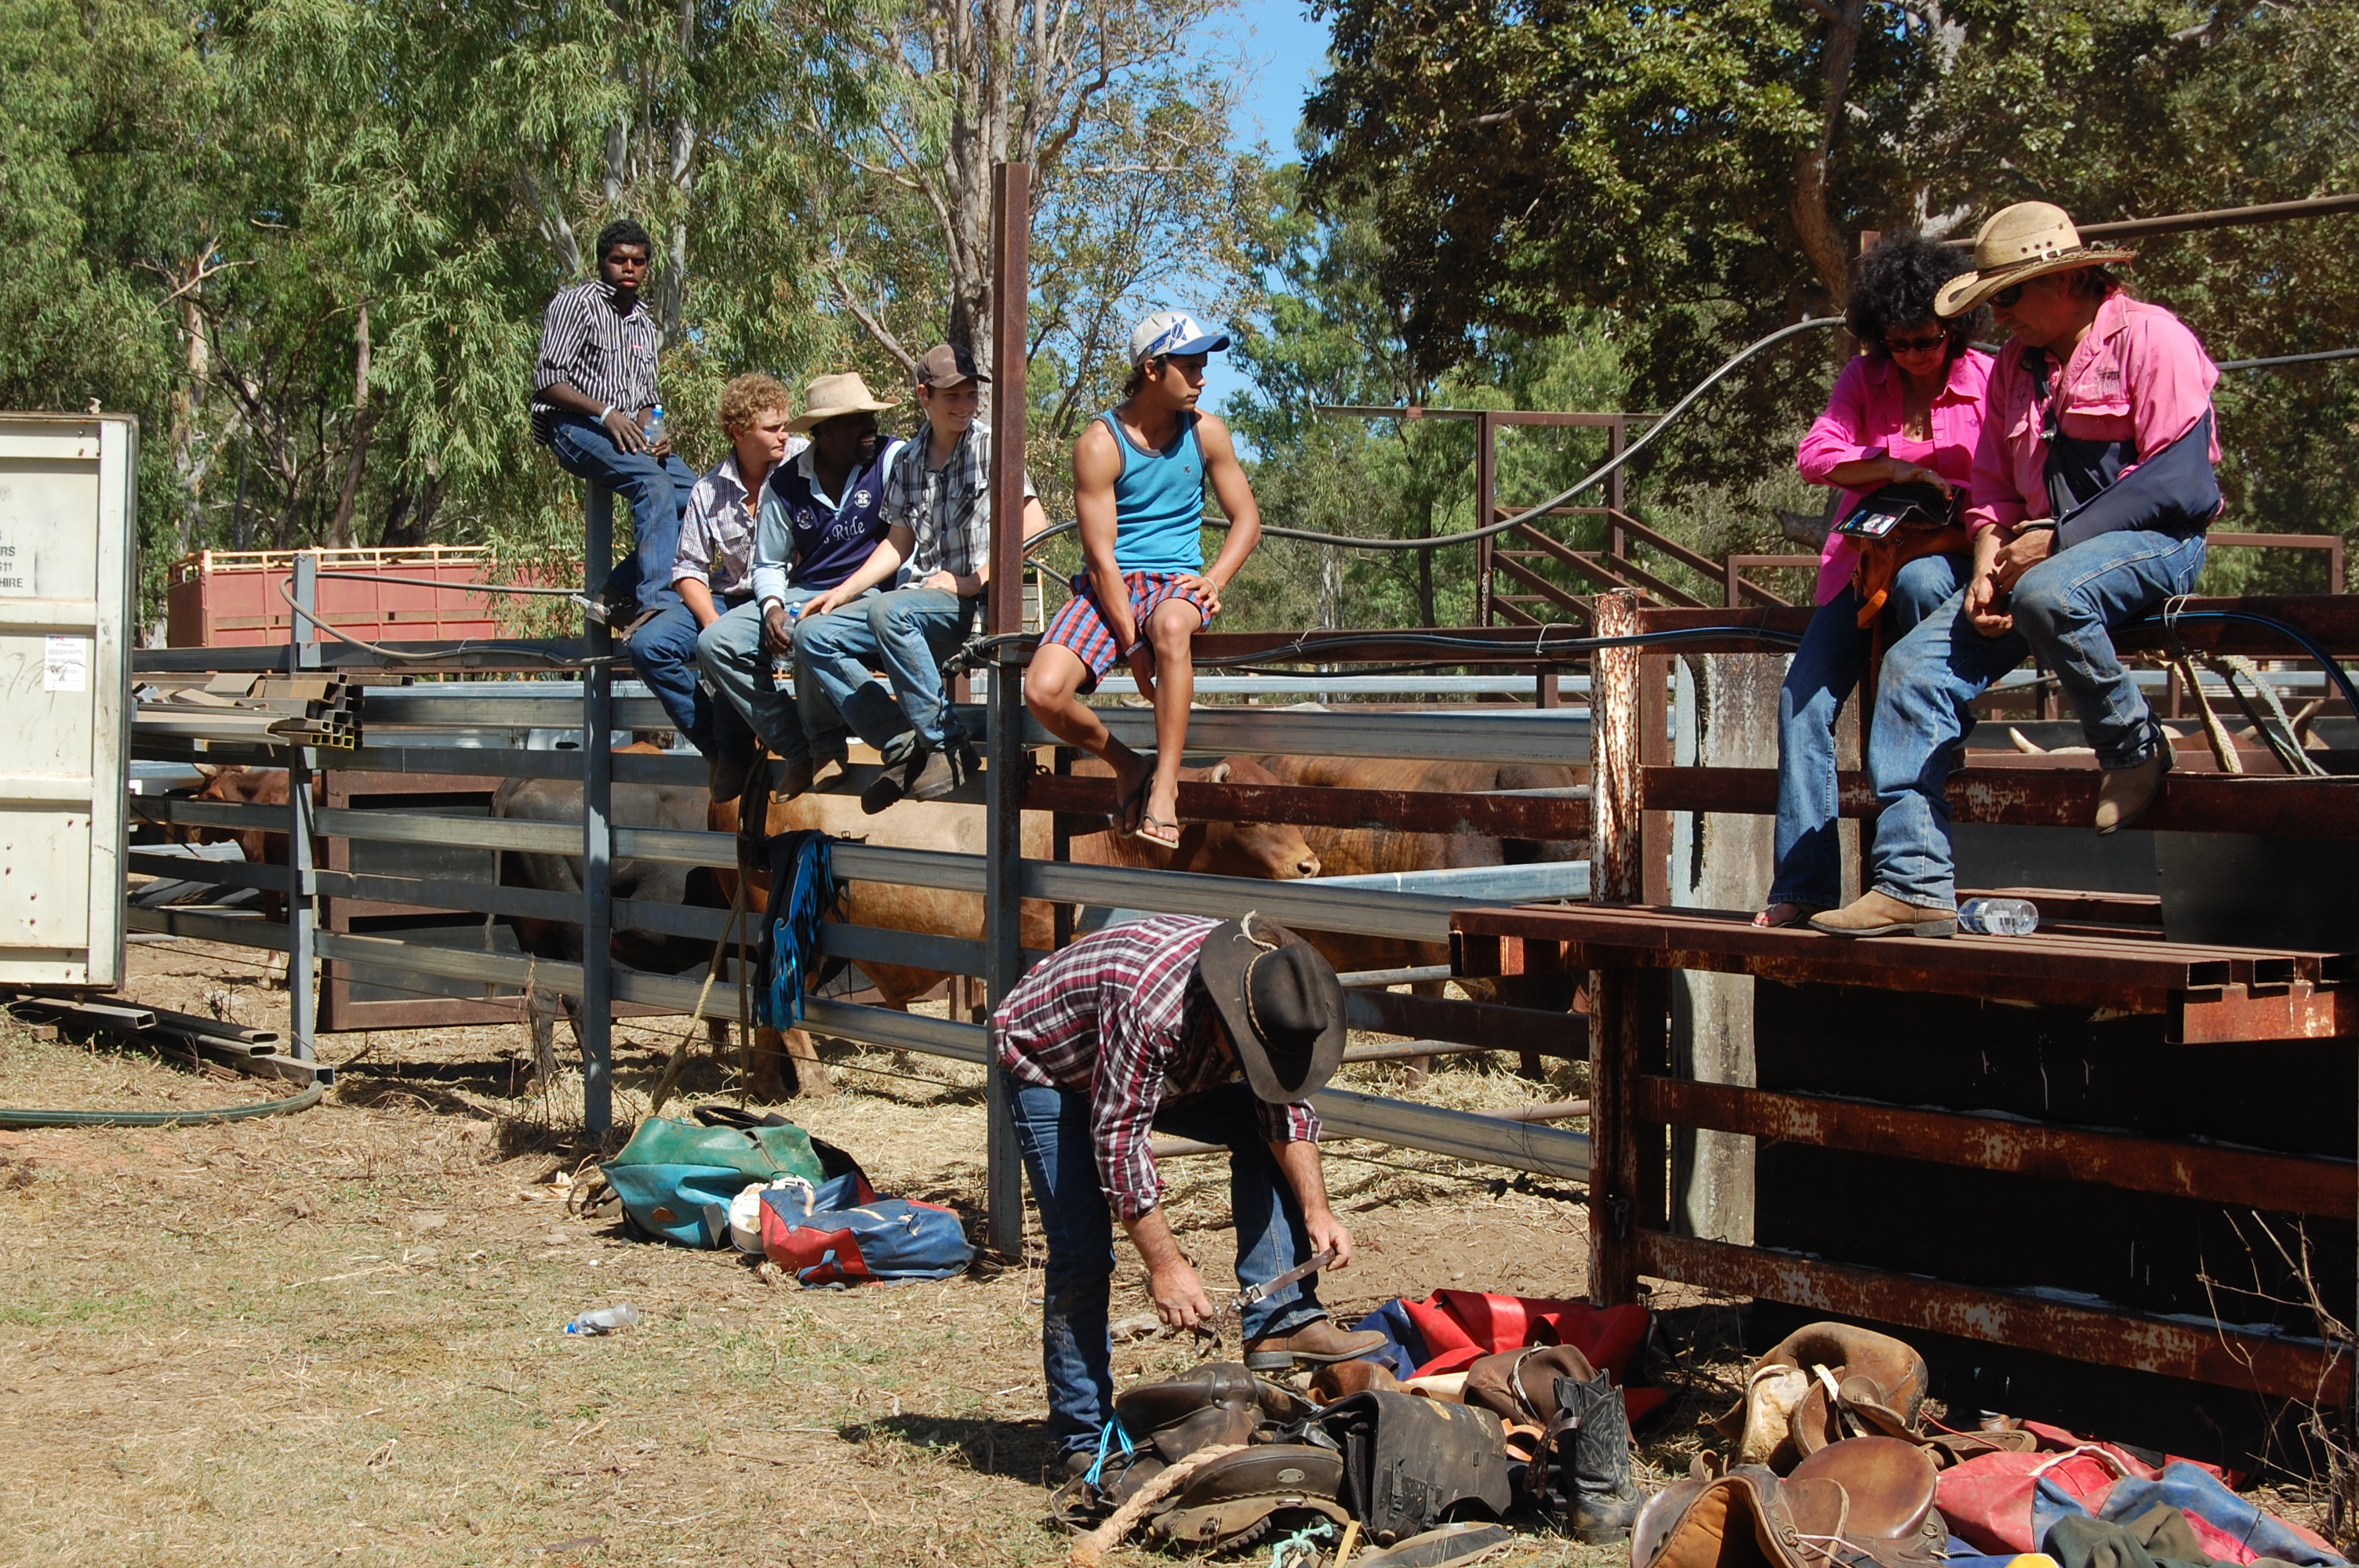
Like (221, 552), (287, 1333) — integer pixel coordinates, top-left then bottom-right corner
(1809, 890), (1957, 939)
(2095, 747), (2171, 834)
(1241, 1317), (1390, 1372)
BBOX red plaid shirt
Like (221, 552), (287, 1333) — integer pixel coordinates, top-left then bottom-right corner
(991, 914), (1321, 1221)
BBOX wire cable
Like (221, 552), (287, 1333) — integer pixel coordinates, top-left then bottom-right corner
(274, 578), (616, 666)
(0, 1082), (323, 1127)
(1021, 315), (1845, 556)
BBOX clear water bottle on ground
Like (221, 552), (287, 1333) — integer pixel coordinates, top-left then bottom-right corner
(564, 1302), (641, 1335)
(644, 403), (667, 445)
(1957, 898), (2039, 936)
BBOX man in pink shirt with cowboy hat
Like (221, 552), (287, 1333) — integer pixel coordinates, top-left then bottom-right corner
(1816, 201), (2223, 938)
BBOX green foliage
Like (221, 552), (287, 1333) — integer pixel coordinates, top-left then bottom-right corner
(1274, 0), (2359, 595)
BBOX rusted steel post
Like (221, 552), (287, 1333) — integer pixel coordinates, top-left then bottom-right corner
(982, 160), (1033, 1260)
(1588, 589), (1644, 1305)
(1475, 411), (1497, 626)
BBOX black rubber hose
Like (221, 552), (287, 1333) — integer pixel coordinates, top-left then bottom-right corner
(0, 1080), (324, 1128)
(2144, 607), (2359, 719)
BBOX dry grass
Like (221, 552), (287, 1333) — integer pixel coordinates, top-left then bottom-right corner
(0, 941), (1674, 1566)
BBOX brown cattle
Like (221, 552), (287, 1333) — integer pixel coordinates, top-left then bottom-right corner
(713, 757), (1320, 1038)
(181, 765), (321, 920)
(1250, 755), (1586, 975)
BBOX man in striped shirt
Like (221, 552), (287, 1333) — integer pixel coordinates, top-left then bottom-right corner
(530, 219), (695, 623)
(991, 912), (1383, 1468)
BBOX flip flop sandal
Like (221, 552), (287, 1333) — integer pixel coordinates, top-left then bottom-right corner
(1112, 771), (1152, 837)
(1755, 902), (1828, 929)
(1136, 812), (1183, 851)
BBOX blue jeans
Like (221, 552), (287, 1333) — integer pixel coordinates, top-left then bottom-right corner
(1866, 528), (2208, 908)
(793, 586), (978, 754)
(626, 603), (754, 759)
(694, 592), (837, 764)
(1769, 554), (1968, 909)
(1007, 1081), (1329, 1459)
(547, 413), (694, 617)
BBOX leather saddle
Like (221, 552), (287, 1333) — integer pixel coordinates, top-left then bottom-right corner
(1113, 1360), (1310, 1465)
(1713, 1324), (1929, 1472)
(1636, 1436), (1946, 1568)
(1143, 1445), (1351, 1549)
(1462, 1344), (1599, 1427)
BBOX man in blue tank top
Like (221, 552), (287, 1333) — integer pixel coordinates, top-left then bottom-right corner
(1030, 312), (1264, 848)
(695, 372), (906, 798)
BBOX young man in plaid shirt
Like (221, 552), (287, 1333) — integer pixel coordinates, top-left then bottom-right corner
(990, 912), (1384, 1473)
(791, 343), (1048, 808)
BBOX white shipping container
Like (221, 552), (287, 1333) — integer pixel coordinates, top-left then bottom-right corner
(0, 415), (135, 989)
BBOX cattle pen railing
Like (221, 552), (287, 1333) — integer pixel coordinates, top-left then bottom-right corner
(125, 606), (1606, 1253)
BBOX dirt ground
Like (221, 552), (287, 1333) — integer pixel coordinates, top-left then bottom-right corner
(5, 938), (2329, 1566)
(0, 937), (1719, 1566)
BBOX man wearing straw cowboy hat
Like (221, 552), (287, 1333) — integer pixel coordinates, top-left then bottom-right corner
(1816, 201), (2223, 938)
(696, 372), (910, 798)
(990, 912), (1386, 1475)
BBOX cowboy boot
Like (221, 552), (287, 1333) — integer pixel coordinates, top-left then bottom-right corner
(1552, 1371), (1642, 1544)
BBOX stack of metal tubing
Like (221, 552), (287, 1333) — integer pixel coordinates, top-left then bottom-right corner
(134, 671), (358, 749)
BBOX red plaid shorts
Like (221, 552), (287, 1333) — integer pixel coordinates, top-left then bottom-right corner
(1039, 572), (1216, 691)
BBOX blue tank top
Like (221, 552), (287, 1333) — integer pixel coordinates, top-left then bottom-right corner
(1100, 409), (1205, 574)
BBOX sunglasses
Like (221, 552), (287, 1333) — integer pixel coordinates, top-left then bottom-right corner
(1885, 332), (1948, 354)
(1991, 283), (2027, 309)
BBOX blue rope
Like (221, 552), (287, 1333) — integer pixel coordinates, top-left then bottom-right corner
(1083, 1415), (1134, 1486)
(1267, 1517), (1336, 1568)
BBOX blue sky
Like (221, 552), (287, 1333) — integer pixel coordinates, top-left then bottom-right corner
(1191, 0), (1332, 417)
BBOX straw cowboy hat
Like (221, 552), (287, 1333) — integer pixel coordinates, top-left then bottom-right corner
(787, 372), (899, 434)
(1934, 202), (2135, 318)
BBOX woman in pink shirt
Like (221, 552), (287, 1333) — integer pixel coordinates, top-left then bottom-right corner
(1761, 238), (1994, 926)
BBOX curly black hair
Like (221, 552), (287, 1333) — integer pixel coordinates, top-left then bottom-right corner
(596, 219), (652, 265)
(1847, 234), (1979, 360)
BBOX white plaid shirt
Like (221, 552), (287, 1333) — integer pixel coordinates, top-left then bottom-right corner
(885, 424), (1036, 582)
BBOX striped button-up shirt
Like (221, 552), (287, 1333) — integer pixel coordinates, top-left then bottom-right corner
(885, 425), (1036, 581)
(530, 280), (662, 446)
(992, 914), (1321, 1221)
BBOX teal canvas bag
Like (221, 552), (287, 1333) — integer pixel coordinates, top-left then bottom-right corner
(602, 1113), (827, 1248)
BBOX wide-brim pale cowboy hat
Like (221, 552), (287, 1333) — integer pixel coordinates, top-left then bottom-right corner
(787, 372), (900, 434)
(1935, 202), (2135, 318)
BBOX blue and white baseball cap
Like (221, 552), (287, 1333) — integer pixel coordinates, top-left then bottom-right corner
(1129, 310), (1230, 364)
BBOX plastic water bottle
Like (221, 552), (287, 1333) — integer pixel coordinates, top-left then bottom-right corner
(563, 1302), (641, 1336)
(644, 403), (667, 445)
(1957, 898), (2039, 936)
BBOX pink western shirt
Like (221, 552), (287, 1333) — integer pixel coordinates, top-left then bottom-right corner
(1795, 348), (1994, 607)
(1965, 291), (2220, 535)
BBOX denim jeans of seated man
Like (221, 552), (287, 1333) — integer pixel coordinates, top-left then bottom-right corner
(1006, 1080), (1331, 1460)
(693, 591), (845, 765)
(547, 413), (694, 618)
(626, 604), (755, 760)
(1769, 551), (1970, 910)
(1865, 527), (2208, 909)
(793, 586), (979, 759)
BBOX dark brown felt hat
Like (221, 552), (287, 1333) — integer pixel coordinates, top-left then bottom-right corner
(1197, 914), (1346, 1104)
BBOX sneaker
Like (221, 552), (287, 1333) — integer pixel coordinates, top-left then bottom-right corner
(1808, 890), (1956, 938)
(1241, 1316), (1390, 1371)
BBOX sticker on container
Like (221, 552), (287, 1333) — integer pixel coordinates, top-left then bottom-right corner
(43, 636), (89, 693)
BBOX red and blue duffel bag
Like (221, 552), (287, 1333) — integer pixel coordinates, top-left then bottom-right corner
(758, 1174), (975, 1287)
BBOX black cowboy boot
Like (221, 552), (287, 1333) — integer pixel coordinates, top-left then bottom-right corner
(1546, 1370), (1642, 1544)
